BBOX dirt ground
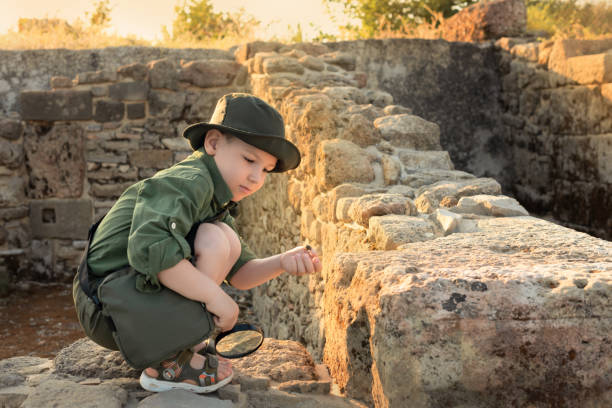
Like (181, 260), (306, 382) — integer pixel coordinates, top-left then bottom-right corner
(0, 283), (84, 360)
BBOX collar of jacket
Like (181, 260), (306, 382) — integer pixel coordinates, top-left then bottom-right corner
(197, 148), (234, 208)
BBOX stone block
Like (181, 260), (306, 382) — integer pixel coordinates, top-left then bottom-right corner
(316, 139), (374, 190)
(24, 123), (85, 198)
(564, 53), (612, 85)
(128, 149), (173, 168)
(442, 0), (526, 42)
(348, 193), (414, 227)
(117, 62), (148, 81)
(510, 42), (539, 62)
(299, 55), (325, 71)
(0, 176), (25, 207)
(180, 59), (241, 87)
(323, 87), (366, 104)
(91, 182), (134, 199)
(363, 89), (393, 107)
(109, 81), (149, 101)
(320, 52), (356, 71)
(325, 217), (612, 406)
(454, 194), (528, 216)
(434, 208), (462, 235)
(217, 383), (241, 402)
(148, 90), (185, 119)
(19, 90), (92, 121)
(50, 76), (73, 88)
(548, 38), (612, 74)
(0, 140), (23, 168)
(374, 114), (441, 150)
(398, 149), (454, 170)
(147, 58), (179, 90)
(0, 118), (24, 141)
(138, 389), (232, 408)
(414, 177), (502, 213)
(76, 70), (117, 84)
(235, 41), (283, 63)
(126, 103), (146, 119)
(342, 114), (382, 147)
(262, 57), (305, 75)
(30, 199), (92, 239)
(93, 100), (124, 122)
(368, 215), (435, 249)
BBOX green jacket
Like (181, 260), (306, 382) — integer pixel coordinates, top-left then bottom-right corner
(87, 148), (256, 292)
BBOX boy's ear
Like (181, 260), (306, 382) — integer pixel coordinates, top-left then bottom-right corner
(204, 129), (222, 155)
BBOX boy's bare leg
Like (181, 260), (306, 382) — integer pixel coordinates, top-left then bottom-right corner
(144, 222), (239, 382)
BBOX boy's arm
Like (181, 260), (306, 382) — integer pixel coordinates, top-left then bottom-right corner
(229, 246), (321, 290)
(157, 259), (239, 331)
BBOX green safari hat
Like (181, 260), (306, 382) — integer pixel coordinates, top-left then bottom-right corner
(182, 93), (301, 172)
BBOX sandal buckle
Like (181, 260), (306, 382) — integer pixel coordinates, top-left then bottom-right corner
(199, 372), (216, 385)
(162, 367), (176, 380)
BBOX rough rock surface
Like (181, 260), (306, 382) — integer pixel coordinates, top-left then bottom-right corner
(1, 338), (366, 408)
(323, 217), (611, 407)
(442, 0), (527, 42)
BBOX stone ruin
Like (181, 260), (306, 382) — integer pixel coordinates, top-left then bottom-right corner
(0, 25), (611, 408)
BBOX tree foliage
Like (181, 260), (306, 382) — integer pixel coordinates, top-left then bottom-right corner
(324, 0), (477, 37)
(169, 0), (260, 41)
(526, 0), (612, 38)
(87, 0), (113, 29)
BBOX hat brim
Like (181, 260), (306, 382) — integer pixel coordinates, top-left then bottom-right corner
(183, 122), (301, 173)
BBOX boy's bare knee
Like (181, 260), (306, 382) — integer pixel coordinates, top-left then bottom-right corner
(215, 222), (241, 264)
(193, 223), (230, 260)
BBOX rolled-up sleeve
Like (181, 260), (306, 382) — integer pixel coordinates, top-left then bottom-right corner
(127, 172), (212, 290)
(221, 212), (257, 283)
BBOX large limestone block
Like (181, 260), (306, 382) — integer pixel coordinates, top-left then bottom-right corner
(368, 215), (435, 250)
(548, 38), (612, 74)
(316, 139), (374, 190)
(348, 194), (415, 227)
(138, 390), (233, 408)
(563, 53), (612, 85)
(454, 194), (529, 216)
(323, 217), (612, 407)
(442, 0), (526, 42)
(373, 114), (441, 150)
(0, 176), (25, 207)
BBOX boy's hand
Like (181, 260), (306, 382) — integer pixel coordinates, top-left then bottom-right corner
(206, 290), (239, 332)
(280, 246), (322, 276)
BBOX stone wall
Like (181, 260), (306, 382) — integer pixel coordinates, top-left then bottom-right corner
(0, 40), (610, 407)
(0, 48), (247, 282)
(234, 42), (612, 406)
(325, 38), (612, 240)
(497, 37), (612, 239)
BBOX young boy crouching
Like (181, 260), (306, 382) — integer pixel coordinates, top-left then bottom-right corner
(73, 93), (321, 394)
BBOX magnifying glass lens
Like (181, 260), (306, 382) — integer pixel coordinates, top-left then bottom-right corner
(214, 323), (264, 359)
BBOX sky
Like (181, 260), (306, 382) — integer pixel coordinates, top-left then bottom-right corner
(0, 0), (348, 41)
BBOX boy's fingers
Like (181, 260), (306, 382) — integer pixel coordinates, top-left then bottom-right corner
(303, 253), (315, 274)
(296, 255), (306, 275)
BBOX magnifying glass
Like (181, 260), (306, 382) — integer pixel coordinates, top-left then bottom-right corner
(212, 323), (264, 359)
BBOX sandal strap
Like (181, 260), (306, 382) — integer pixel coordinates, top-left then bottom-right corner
(158, 349), (193, 381)
(171, 351), (221, 387)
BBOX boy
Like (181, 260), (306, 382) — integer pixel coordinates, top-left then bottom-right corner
(73, 93), (321, 393)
